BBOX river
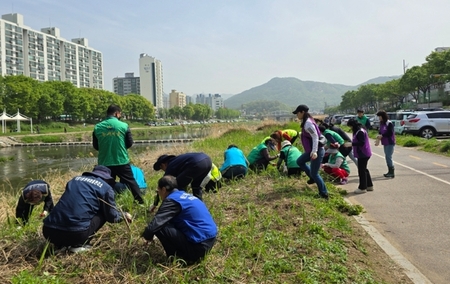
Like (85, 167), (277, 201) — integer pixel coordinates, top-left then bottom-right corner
(0, 130), (208, 192)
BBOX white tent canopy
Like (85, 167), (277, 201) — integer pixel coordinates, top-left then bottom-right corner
(1, 109), (33, 133)
(0, 109), (14, 134)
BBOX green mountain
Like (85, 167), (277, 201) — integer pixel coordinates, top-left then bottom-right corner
(224, 76), (400, 111)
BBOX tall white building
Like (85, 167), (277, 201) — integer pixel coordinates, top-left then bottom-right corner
(0, 13), (103, 88)
(139, 53), (163, 108)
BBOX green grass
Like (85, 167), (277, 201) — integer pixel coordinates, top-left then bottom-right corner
(0, 122), (411, 283)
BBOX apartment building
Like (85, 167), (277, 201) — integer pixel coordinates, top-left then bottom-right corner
(169, 89), (186, 108)
(113, 72), (140, 95)
(139, 53), (163, 108)
(196, 93), (224, 111)
(0, 13), (103, 88)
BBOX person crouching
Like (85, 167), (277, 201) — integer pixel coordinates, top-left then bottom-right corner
(142, 175), (217, 263)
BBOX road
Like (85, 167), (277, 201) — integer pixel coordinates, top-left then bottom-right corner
(340, 138), (450, 284)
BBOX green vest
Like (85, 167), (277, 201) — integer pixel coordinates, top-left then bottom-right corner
(356, 115), (368, 127)
(328, 152), (350, 174)
(280, 145), (302, 169)
(247, 143), (267, 165)
(94, 116), (131, 166)
(324, 129), (344, 146)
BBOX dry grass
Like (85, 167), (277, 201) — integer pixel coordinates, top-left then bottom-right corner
(0, 121), (413, 283)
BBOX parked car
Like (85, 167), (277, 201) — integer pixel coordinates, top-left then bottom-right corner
(371, 112), (396, 131)
(403, 111), (450, 139)
(330, 114), (344, 125)
(341, 115), (355, 126)
(394, 111), (414, 135)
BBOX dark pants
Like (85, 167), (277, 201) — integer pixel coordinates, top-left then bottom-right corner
(176, 157), (212, 200)
(222, 165), (247, 180)
(249, 157), (270, 172)
(287, 168), (302, 177)
(43, 215), (106, 247)
(155, 224), (216, 262)
(357, 157), (373, 190)
(108, 164), (144, 204)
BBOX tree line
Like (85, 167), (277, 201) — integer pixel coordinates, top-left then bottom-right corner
(327, 49), (450, 114)
(0, 75), (241, 123)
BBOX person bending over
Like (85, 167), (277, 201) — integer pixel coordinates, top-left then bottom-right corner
(16, 180), (54, 225)
(142, 175), (217, 263)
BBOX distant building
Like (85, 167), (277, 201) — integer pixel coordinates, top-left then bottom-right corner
(185, 95), (192, 105)
(113, 72), (140, 95)
(169, 89), (186, 108)
(0, 13), (103, 88)
(139, 53), (163, 109)
(163, 93), (169, 109)
(435, 47), (450, 52)
(195, 93), (223, 111)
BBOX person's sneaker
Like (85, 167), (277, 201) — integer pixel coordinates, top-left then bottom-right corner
(366, 186), (374, 191)
(69, 245), (92, 253)
(354, 188), (367, 194)
(340, 178), (348, 185)
(307, 179), (315, 185)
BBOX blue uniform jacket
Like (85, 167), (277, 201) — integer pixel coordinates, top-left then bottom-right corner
(43, 174), (122, 231)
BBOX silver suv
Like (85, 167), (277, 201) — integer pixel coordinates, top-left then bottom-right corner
(403, 111), (450, 139)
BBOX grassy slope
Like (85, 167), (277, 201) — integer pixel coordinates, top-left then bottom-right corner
(0, 122), (413, 283)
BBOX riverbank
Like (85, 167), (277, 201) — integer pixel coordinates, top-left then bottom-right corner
(0, 122), (413, 283)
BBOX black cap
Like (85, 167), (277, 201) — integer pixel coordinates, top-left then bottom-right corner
(292, 104), (309, 114)
(153, 154), (176, 171)
(83, 165), (114, 181)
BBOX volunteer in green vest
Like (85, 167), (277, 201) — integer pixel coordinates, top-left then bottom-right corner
(322, 148), (350, 185)
(356, 110), (371, 130)
(276, 141), (303, 176)
(247, 138), (279, 171)
(93, 104), (144, 204)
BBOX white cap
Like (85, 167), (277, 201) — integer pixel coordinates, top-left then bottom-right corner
(281, 140), (291, 148)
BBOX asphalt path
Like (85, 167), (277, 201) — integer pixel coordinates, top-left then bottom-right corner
(340, 137), (450, 284)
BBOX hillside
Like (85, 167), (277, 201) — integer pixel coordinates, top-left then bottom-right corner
(224, 76), (399, 111)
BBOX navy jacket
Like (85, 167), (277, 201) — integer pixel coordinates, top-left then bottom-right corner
(43, 174), (123, 232)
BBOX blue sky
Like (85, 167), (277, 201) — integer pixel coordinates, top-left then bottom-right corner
(3, 0), (450, 96)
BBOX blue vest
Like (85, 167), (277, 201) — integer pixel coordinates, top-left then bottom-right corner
(168, 190), (217, 243)
(220, 147), (247, 172)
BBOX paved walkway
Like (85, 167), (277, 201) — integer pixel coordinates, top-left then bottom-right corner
(340, 138), (450, 284)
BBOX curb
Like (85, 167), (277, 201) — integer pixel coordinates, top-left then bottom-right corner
(345, 198), (432, 284)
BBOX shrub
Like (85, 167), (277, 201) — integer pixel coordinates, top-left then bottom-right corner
(402, 138), (419, 147)
(439, 141), (450, 153)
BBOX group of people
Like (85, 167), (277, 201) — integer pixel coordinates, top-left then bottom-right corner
(14, 103), (396, 262)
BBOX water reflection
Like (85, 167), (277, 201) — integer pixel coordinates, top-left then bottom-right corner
(0, 130), (207, 192)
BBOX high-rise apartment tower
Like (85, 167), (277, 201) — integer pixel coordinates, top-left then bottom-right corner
(0, 13), (103, 88)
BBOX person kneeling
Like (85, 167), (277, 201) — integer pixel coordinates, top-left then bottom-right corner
(42, 165), (132, 252)
(142, 175), (217, 263)
(322, 148), (350, 184)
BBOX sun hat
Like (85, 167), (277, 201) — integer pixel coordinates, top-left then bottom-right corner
(281, 140), (291, 148)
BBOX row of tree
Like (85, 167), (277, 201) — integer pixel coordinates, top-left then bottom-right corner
(327, 49), (450, 114)
(0, 75), (241, 122)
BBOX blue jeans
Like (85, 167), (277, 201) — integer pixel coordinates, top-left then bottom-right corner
(296, 147), (328, 197)
(383, 144), (395, 168)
